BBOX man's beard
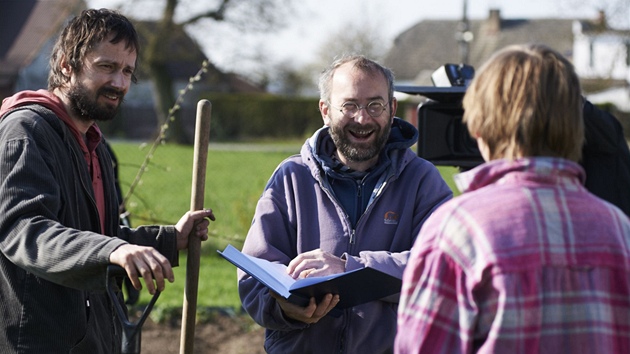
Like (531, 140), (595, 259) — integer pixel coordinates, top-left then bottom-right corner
(67, 82), (124, 122)
(329, 121), (391, 163)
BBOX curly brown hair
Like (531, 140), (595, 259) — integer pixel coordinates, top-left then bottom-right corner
(48, 8), (139, 90)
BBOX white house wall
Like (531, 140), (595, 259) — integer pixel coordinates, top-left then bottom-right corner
(573, 21), (630, 82)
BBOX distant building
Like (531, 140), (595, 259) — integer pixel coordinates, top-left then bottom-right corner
(573, 11), (630, 83)
(384, 9), (630, 112)
(572, 12), (630, 111)
(0, 0), (83, 99)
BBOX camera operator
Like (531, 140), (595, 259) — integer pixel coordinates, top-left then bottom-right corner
(396, 44), (630, 353)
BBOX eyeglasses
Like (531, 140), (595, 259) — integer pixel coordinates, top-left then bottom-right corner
(329, 101), (389, 118)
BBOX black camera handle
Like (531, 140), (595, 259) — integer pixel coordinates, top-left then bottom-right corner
(106, 265), (161, 354)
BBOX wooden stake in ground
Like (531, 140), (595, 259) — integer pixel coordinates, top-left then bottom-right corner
(179, 99), (212, 354)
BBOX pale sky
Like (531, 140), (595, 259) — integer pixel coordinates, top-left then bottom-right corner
(86, 0), (607, 74)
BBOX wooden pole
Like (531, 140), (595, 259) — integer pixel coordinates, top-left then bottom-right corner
(179, 99), (212, 354)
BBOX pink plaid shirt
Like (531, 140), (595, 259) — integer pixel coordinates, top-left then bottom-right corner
(395, 157), (630, 354)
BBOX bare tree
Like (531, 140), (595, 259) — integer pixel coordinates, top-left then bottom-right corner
(265, 21), (390, 98)
(315, 23), (389, 65)
(115, 0), (293, 143)
(259, 19), (392, 98)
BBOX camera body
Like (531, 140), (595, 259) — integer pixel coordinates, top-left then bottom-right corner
(396, 64), (483, 169)
(396, 85), (483, 169)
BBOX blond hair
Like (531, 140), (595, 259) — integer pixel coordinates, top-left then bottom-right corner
(462, 44), (584, 161)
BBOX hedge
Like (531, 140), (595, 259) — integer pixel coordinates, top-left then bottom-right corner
(199, 93), (324, 141)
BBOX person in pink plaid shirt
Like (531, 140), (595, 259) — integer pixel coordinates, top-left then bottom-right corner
(395, 44), (630, 354)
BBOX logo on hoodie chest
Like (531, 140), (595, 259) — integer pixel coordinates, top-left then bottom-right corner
(383, 211), (399, 225)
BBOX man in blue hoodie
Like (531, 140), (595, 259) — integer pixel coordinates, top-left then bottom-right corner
(238, 55), (453, 353)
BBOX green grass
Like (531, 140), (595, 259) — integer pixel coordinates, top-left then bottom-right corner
(111, 141), (459, 319)
(114, 141), (298, 245)
(113, 141), (300, 316)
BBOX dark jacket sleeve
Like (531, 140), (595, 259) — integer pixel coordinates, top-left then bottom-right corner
(581, 100), (630, 217)
(0, 108), (178, 290)
(0, 114), (127, 290)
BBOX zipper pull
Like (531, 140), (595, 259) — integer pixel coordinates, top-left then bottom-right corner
(350, 229), (356, 244)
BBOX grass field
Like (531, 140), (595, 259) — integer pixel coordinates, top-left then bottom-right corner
(111, 141), (459, 317)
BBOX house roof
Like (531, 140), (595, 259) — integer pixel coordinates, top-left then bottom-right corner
(0, 0), (84, 94)
(383, 9), (585, 85)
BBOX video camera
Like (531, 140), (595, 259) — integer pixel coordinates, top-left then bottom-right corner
(395, 64), (483, 169)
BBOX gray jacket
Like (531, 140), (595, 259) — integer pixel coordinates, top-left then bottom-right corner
(0, 102), (177, 353)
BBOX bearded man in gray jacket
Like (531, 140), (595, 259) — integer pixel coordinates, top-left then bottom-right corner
(0, 9), (214, 353)
(238, 55), (453, 353)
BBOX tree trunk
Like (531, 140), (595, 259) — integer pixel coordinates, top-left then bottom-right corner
(143, 0), (191, 144)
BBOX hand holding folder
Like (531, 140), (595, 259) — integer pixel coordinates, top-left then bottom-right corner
(218, 244), (402, 309)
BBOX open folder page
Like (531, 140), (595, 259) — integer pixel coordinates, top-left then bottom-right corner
(218, 244), (402, 309)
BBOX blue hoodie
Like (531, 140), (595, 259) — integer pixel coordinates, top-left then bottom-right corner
(238, 117), (452, 354)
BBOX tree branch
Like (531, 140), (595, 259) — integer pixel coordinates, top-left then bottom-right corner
(180, 0), (231, 25)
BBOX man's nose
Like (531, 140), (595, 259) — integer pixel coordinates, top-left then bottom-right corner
(353, 106), (371, 124)
(110, 70), (129, 91)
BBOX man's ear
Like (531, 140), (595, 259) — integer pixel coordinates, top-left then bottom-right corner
(60, 55), (72, 77)
(319, 100), (331, 126)
(390, 97), (398, 121)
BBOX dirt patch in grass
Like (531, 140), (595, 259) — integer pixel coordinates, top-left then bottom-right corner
(139, 313), (265, 354)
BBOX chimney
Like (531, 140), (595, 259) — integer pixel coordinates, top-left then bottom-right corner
(487, 9), (501, 34)
(596, 9), (607, 29)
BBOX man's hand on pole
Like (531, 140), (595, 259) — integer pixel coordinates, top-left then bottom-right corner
(175, 209), (215, 250)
